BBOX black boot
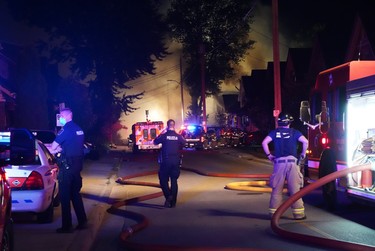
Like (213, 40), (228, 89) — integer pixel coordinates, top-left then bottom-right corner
(164, 196), (173, 208)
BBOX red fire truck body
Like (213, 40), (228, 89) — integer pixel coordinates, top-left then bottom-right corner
(304, 60), (375, 203)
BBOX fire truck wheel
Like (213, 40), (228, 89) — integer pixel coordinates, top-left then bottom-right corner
(318, 149), (337, 211)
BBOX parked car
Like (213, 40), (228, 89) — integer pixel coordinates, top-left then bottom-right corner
(3, 129), (60, 223)
(222, 128), (246, 147)
(179, 125), (207, 150)
(205, 126), (225, 149)
(245, 130), (268, 147)
(0, 133), (14, 250)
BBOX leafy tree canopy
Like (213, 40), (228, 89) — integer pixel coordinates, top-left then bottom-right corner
(167, 0), (255, 120)
(5, 0), (169, 138)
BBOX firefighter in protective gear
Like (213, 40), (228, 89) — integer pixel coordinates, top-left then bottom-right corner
(154, 119), (186, 208)
(261, 112), (308, 220)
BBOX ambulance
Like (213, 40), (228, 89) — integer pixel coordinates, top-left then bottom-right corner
(131, 121), (164, 152)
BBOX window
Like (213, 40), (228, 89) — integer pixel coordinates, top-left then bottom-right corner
(142, 129), (148, 140)
(311, 92), (322, 123)
(39, 142), (53, 165)
(150, 129), (157, 139)
(336, 86), (346, 122)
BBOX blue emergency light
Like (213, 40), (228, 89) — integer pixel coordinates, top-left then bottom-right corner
(0, 132), (10, 144)
(187, 125), (196, 131)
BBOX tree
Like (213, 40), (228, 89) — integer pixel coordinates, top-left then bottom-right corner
(5, 0), (169, 140)
(167, 0), (255, 121)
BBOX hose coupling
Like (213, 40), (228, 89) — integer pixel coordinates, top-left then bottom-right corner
(126, 227), (134, 235)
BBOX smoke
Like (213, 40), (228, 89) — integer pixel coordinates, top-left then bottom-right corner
(119, 1), (294, 141)
(223, 2), (290, 88)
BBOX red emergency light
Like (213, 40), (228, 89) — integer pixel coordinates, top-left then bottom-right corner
(321, 135), (329, 146)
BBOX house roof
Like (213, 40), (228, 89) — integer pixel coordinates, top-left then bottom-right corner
(286, 48), (312, 82)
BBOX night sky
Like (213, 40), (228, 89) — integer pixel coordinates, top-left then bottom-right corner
(276, 0), (375, 42)
(1, 0), (375, 133)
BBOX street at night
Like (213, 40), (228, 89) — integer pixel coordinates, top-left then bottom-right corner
(11, 147), (375, 251)
(2, 1), (375, 251)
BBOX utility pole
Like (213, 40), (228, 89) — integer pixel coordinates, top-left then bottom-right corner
(179, 56), (185, 124)
(272, 0), (282, 128)
(199, 44), (207, 132)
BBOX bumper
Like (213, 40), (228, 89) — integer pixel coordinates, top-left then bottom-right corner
(11, 189), (53, 213)
(184, 139), (203, 148)
(137, 144), (162, 150)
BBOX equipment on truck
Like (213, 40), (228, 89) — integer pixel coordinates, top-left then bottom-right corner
(299, 60), (375, 208)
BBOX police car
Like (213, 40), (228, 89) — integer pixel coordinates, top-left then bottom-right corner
(2, 129), (60, 223)
(178, 124), (207, 150)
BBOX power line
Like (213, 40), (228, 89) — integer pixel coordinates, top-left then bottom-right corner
(251, 28), (289, 49)
(127, 64), (180, 87)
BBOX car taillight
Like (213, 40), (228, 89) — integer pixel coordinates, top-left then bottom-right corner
(23, 171), (44, 190)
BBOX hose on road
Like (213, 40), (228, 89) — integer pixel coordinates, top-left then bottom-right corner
(109, 163), (375, 251)
(270, 162), (375, 251)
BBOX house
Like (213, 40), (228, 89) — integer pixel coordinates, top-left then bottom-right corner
(238, 11), (375, 132)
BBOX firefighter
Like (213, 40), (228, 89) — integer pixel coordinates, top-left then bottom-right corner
(50, 108), (87, 233)
(261, 112), (308, 220)
(154, 119), (186, 208)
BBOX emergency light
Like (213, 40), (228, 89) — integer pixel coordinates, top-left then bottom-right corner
(321, 135), (329, 146)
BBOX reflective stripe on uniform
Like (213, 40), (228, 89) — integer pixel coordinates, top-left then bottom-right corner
(292, 207), (305, 219)
(269, 208), (277, 215)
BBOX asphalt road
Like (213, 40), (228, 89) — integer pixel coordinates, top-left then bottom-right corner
(12, 146), (375, 251)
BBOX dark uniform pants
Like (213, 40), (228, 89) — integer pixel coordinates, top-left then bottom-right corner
(58, 156), (87, 228)
(159, 156), (180, 204)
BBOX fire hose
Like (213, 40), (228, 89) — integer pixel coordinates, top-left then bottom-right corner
(109, 163), (375, 251)
(271, 162), (375, 251)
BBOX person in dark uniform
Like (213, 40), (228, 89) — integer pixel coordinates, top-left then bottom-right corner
(50, 108), (88, 233)
(262, 112), (308, 220)
(154, 119), (186, 208)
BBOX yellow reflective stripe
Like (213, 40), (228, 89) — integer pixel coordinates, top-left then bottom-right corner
(292, 207), (305, 213)
(269, 208), (277, 214)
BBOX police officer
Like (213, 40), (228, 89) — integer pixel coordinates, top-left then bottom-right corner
(154, 119), (186, 208)
(261, 112), (308, 220)
(50, 108), (87, 233)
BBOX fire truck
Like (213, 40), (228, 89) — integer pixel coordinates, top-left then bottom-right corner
(131, 120), (164, 152)
(300, 60), (375, 207)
